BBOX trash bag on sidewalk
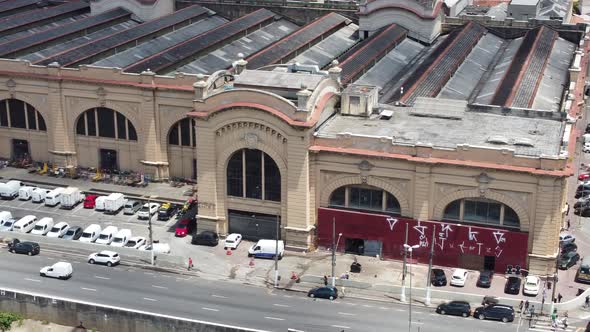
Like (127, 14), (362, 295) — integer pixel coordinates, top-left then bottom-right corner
(350, 262), (362, 273)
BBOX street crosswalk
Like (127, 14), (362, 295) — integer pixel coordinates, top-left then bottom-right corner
(527, 318), (577, 332)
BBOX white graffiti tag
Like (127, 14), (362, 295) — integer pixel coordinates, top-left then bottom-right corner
(458, 241), (466, 253)
(437, 224), (453, 250)
(386, 217), (399, 231)
(413, 221), (429, 247)
(468, 227), (479, 242)
(494, 246), (503, 258)
(493, 231), (506, 245)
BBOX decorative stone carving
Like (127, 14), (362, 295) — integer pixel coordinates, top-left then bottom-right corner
(96, 87), (107, 107)
(358, 160), (374, 171)
(244, 133), (259, 149)
(218, 121), (287, 144)
(475, 172), (494, 197)
(437, 183), (473, 195)
(6, 79), (16, 98)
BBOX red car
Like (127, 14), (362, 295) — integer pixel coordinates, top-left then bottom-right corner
(83, 195), (98, 209)
(579, 173), (590, 181)
(175, 219), (195, 237)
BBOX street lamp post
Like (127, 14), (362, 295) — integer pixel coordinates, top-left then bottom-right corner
(274, 215), (280, 288)
(331, 217), (343, 287)
(146, 195), (157, 266)
(404, 244), (419, 332)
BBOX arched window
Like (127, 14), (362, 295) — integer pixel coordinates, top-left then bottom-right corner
(443, 198), (520, 228)
(76, 107), (137, 141)
(168, 118), (196, 147)
(226, 149), (280, 202)
(0, 99), (46, 131)
(328, 185), (401, 215)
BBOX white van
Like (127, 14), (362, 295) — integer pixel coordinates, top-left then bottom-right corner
(0, 211), (12, 225)
(110, 229), (132, 247)
(31, 188), (50, 203)
(40, 262), (72, 279)
(44, 187), (65, 207)
(0, 180), (22, 199)
(95, 226), (118, 245)
(13, 215), (37, 233)
(31, 217), (54, 235)
(248, 239), (285, 259)
(79, 224), (102, 243)
(18, 186), (36, 200)
(95, 196), (106, 211)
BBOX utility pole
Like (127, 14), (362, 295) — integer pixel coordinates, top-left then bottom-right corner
(147, 196), (155, 266)
(274, 214), (279, 288)
(401, 223), (408, 302)
(425, 226), (436, 305)
(332, 218), (336, 286)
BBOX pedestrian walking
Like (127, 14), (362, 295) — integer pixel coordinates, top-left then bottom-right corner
(519, 300), (524, 313)
(586, 295), (590, 308)
(567, 219), (571, 230)
(188, 257), (193, 271)
(551, 309), (557, 324)
(323, 275), (328, 286)
(558, 293), (563, 303)
(525, 300), (530, 312)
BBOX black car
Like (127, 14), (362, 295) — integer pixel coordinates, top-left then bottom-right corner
(473, 304), (515, 322)
(8, 240), (40, 256)
(62, 226), (83, 240)
(504, 276), (521, 294)
(431, 268), (447, 286)
(308, 286), (338, 300)
(558, 251), (580, 270)
(561, 242), (578, 254)
(477, 270), (493, 288)
(436, 301), (471, 317)
(191, 231), (219, 246)
(580, 208), (590, 217)
(157, 203), (178, 221)
(575, 190), (590, 199)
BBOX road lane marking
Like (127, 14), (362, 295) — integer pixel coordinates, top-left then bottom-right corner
(152, 285), (167, 289)
(282, 295), (292, 298)
(338, 312), (355, 316)
(413, 322), (424, 325)
(212, 295), (227, 299)
(395, 309), (405, 312)
(94, 276), (110, 280)
(81, 288), (96, 292)
(24, 278), (41, 282)
(143, 297), (157, 302)
(144, 272), (154, 275)
(362, 304), (373, 308)
(202, 307), (219, 312)
(264, 317), (284, 321)
(273, 304), (290, 308)
(331, 325), (350, 329)
(379, 307), (388, 310)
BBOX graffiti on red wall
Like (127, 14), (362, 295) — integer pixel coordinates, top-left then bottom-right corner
(317, 208), (529, 272)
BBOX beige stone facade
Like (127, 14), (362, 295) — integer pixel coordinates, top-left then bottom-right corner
(0, 59), (572, 275)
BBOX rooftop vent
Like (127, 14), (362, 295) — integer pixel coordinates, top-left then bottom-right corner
(379, 110), (393, 120)
(514, 138), (535, 147)
(487, 136), (509, 145)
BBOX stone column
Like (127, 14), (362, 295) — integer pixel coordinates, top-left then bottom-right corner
(46, 64), (77, 167)
(412, 164), (431, 220)
(194, 120), (221, 233)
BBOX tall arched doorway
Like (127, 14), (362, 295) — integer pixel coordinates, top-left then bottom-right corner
(167, 118), (196, 179)
(0, 98), (47, 161)
(226, 148), (281, 241)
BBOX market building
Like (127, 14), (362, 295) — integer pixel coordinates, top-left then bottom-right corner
(0, 0), (586, 275)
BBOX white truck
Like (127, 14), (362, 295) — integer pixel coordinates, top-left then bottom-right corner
(0, 180), (22, 199)
(60, 187), (84, 209)
(44, 187), (65, 207)
(18, 186), (36, 200)
(104, 193), (125, 215)
(31, 188), (50, 203)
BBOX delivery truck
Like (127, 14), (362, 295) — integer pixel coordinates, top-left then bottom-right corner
(104, 193), (125, 215)
(60, 187), (84, 209)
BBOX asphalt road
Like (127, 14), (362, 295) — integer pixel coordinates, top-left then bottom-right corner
(0, 249), (541, 332)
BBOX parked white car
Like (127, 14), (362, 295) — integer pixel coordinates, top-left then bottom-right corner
(138, 242), (170, 254)
(559, 233), (576, 245)
(450, 269), (468, 287)
(88, 251), (120, 267)
(46, 222), (69, 238)
(224, 233), (243, 250)
(523, 276), (540, 296)
(138, 203), (160, 220)
(584, 143), (590, 153)
(124, 236), (146, 249)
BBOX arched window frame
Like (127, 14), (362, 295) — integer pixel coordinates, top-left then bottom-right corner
(168, 118), (196, 147)
(0, 99), (46, 131)
(328, 185), (401, 215)
(443, 198), (520, 228)
(76, 107), (137, 141)
(226, 149), (281, 202)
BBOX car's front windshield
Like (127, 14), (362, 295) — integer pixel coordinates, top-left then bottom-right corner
(50, 227), (59, 232)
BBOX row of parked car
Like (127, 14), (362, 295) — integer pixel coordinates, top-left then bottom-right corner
(431, 268), (542, 296)
(436, 301), (515, 323)
(0, 211), (170, 253)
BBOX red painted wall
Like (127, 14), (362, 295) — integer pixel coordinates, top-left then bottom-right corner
(317, 208), (529, 273)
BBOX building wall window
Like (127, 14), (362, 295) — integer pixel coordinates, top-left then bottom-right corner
(226, 149), (281, 202)
(0, 99), (46, 131)
(443, 198), (520, 228)
(76, 107), (137, 141)
(328, 185), (401, 215)
(168, 118), (196, 147)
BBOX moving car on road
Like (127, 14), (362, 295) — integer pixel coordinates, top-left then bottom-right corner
(504, 276), (521, 294)
(308, 286), (338, 300)
(473, 304), (514, 322)
(40, 262), (72, 279)
(125, 236), (146, 249)
(476, 270), (493, 288)
(47, 222), (69, 238)
(138, 203), (160, 220)
(62, 226), (83, 240)
(523, 276), (540, 296)
(436, 301), (471, 317)
(224, 233), (242, 250)
(431, 268), (447, 286)
(8, 240), (40, 256)
(450, 269), (468, 287)
(88, 251), (120, 267)
(558, 251), (580, 270)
